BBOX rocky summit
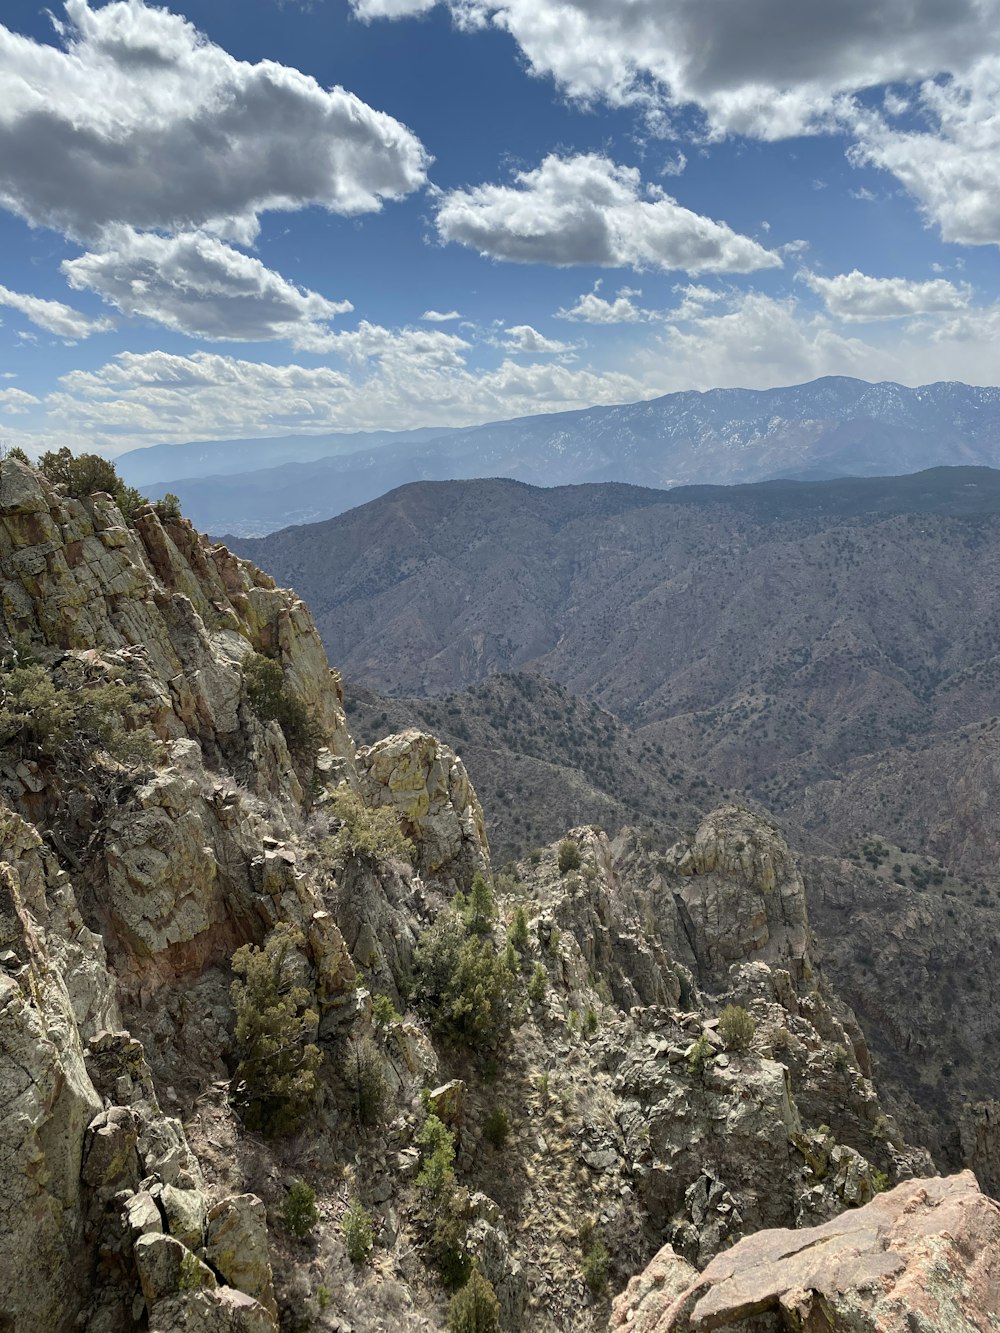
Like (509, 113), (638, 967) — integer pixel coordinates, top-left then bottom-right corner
(0, 453), (994, 1333)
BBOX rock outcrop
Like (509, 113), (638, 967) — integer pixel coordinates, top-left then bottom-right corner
(612, 1171), (1000, 1332)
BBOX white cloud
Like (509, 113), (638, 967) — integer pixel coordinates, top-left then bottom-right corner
(850, 57), (1000, 247)
(420, 309), (462, 322)
(0, 388), (40, 414)
(62, 228), (352, 347)
(801, 269), (972, 321)
(497, 324), (574, 354)
(0, 283), (114, 340)
(40, 345), (648, 451)
(352, 0), (1000, 139)
(0, 0), (429, 244)
(435, 153), (781, 274)
(557, 287), (653, 323)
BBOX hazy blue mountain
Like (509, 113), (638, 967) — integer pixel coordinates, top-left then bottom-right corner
(115, 425), (454, 488)
(131, 376), (1000, 534)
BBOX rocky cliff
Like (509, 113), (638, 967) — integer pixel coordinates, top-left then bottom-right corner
(0, 456), (991, 1333)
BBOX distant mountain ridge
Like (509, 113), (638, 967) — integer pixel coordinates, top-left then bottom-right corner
(121, 375), (1000, 535)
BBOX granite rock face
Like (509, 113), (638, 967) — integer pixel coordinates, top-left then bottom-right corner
(613, 1171), (1000, 1332)
(356, 728), (490, 888)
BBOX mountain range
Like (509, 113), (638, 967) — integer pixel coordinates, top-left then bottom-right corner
(118, 375), (1000, 535)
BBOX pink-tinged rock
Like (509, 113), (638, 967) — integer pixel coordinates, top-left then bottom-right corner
(616, 1172), (1000, 1332)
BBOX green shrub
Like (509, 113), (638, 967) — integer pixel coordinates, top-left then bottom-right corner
(153, 492), (182, 521)
(230, 924), (322, 1135)
(482, 1105), (510, 1148)
(0, 656), (156, 769)
(38, 447), (121, 497)
(37, 447), (152, 525)
(342, 1199), (374, 1265)
(243, 652), (319, 761)
(282, 1179), (318, 1240)
(687, 1034), (714, 1079)
(2, 445), (29, 464)
(323, 785), (414, 866)
(447, 1267), (501, 1333)
(527, 848), (542, 866)
(348, 1034), (387, 1126)
(416, 1114), (457, 1203)
(414, 909), (519, 1050)
(558, 840), (582, 875)
(581, 1237), (609, 1297)
(510, 906), (529, 953)
(372, 992), (401, 1027)
(718, 1004), (756, 1053)
(464, 873), (496, 935)
(583, 1006), (599, 1037)
(528, 963), (547, 1004)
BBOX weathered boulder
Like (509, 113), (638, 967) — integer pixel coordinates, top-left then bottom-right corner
(663, 806), (812, 987)
(356, 730), (490, 888)
(203, 1194), (278, 1318)
(624, 1172), (1000, 1332)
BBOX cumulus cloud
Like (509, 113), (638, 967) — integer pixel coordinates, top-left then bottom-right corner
(0, 283), (114, 340)
(420, 309), (462, 322)
(496, 324), (574, 354)
(435, 153), (780, 274)
(62, 228), (353, 347)
(0, 387), (40, 414)
(41, 346), (647, 451)
(557, 286), (653, 323)
(801, 269), (972, 321)
(0, 0), (429, 244)
(351, 0), (1000, 139)
(850, 57), (1000, 246)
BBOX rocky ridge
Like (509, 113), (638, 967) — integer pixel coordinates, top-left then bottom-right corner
(0, 455), (990, 1332)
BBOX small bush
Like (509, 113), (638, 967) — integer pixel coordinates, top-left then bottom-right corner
(153, 492), (182, 521)
(342, 1199), (374, 1265)
(583, 1006), (599, 1037)
(527, 848), (542, 866)
(372, 992), (401, 1027)
(230, 924), (321, 1135)
(510, 906), (529, 953)
(558, 840), (582, 875)
(1, 445), (29, 464)
(282, 1179), (318, 1240)
(348, 1034), (388, 1126)
(447, 1268), (501, 1333)
(482, 1105), (510, 1148)
(528, 963), (547, 1004)
(243, 652), (319, 760)
(718, 1004), (756, 1053)
(581, 1237), (609, 1297)
(687, 1034), (714, 1079)
(324, 785), (414, 866)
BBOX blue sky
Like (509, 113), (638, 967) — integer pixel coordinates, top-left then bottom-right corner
(1, 0), (999, 456)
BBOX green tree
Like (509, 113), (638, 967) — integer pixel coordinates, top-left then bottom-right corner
(464, 872), (496, 935)
(37, 447), (152, 525)
(447, 1268), (501, 1333)
(509, 905), (529, 953)
(416, 1114), (457, 1203)
(482, 1105), (510, 1148)
(230, 924), (322, 1135)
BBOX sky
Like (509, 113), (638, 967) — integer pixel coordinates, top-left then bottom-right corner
(1, 0), (1000, 457)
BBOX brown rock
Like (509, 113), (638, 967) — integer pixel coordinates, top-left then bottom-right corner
(628, 1172), (1000, 1332)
